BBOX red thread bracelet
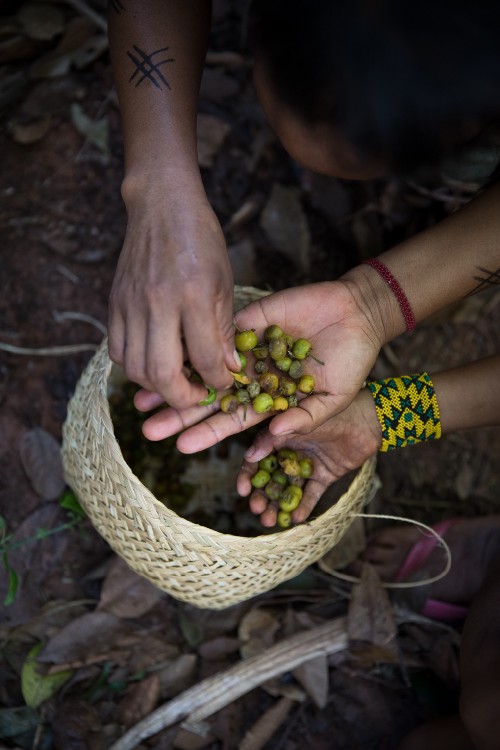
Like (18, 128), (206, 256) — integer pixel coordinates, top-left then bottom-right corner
(363, 257), (416, 332)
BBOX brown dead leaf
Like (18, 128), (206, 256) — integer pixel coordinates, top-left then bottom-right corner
(18, 427), (65, 500)
(97, 556), (165, 619)
(260, 183), (311, 273)
(293, 655), (329, 708)
(38, 611), (143, 665)
(156, 654), (198, 700)
(128, 637), (180, 674)
(238, 608), (281, 660)
(116, 674), (161, 728)
(347, 562), (397, 652)
(9, 116), (51, 145)
(198, 636), (241, 662)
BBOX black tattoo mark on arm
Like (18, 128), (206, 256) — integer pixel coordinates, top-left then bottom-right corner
(468, 266), (500, 295)
(109, 0), (125, 12)
(127, 45), (175, 90)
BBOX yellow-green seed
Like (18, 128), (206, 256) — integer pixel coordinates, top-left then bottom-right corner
(299, 458), (314, 478)
(292, 338), (312, 360)
(259, 454), (278, 472)
(277, 448), (298, 461)
(271, 469), (288, 487)
(235, 330), (258, 352)
(279, 492), (302, 513)
(289, 361), (304, 380)
(251, 469), (271, 489)
(252, 393), (274, 413)
(236, 389), (251, 404)
(237, 352), (247, 370)
(273, 396), (289, 411)
(277, 510), (292, 528)
(265, 480), (284, 501)
(254, 360), (269, 374)
(258, 372), (279, 394)
(220, 394), (239, 413)
(269, 336), (288, 361)
(298, 374), (315, 394)
(247, 380), (261, 398)
(281, 484), (303, 507)
(275, 356), (292, 373)
(264, 324), (283, 342)
(253, 344), (269, 360)
(278, 377), (296, 396)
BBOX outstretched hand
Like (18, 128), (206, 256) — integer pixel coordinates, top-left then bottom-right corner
(135, 279), (385, 451)
(238, 387), (381, 527)
(108, 192), (239, 411)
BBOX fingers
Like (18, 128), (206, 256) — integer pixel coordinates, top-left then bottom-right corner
(269, 391), (345, 437)
(291, 478), (326, 523)
(141, 398), (220, 442)
(134, 388), (165, 412)
(142, 396), (269, 450)
(182, 289), (236, 392)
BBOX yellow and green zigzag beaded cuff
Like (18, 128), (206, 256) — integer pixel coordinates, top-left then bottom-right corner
(367, 372), (442, 452)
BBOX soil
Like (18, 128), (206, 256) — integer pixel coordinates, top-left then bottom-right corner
(1, 2), (500, 749)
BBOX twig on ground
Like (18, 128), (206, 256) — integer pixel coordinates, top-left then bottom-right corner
(53, 310), (107, 336)
(0, 342), (98, 356)
(110, 617), (348, 750)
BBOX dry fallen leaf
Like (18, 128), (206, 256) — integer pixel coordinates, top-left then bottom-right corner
(116, 674), (161, 728)
(260, 183), (311, 273)
(238, 607), (281, 660)
(97, 556), (165, 619)
(37, 611), (143, 665)
(347, 562), (398, 653)
(18, 427), (65, 501)
(8, 116), (51, 145)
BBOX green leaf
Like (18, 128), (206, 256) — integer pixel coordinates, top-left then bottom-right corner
(21, 643), (73, 709)
(59, 490), (86, 519)
(2, 552), (19, 606)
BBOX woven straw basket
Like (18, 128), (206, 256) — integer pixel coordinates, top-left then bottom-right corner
(62, 286), (377, 609)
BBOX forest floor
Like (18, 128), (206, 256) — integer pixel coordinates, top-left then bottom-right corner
(1, 2), (500, 749)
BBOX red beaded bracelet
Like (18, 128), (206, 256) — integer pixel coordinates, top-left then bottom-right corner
(362, 257), (416, 332)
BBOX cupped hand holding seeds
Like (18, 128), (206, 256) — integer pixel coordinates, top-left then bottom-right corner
(237, 386), (382, 527)
(135, 281), (382, 450)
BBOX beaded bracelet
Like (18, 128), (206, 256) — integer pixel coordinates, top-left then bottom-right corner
(363, 257), (416, 332)
(367, 373), (441, 452)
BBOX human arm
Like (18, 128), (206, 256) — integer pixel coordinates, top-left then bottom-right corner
(107, 0), (238, 409)
(239, 354), (500, 527)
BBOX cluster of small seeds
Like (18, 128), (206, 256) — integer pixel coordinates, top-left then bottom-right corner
(219, 324), (322, 417)
(250, 448), (314, 529)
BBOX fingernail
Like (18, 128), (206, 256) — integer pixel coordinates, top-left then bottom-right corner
(233, 348), (242, 370)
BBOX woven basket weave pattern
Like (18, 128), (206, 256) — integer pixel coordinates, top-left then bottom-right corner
(62, 287), (376, 609)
